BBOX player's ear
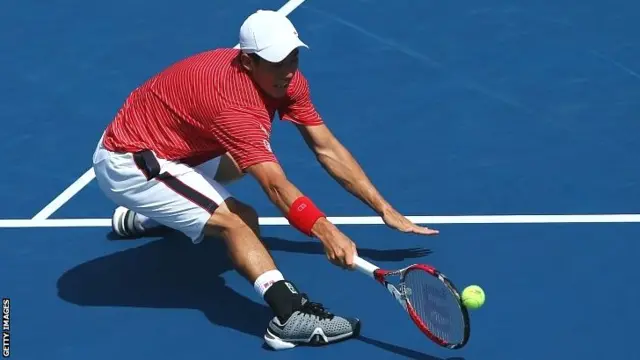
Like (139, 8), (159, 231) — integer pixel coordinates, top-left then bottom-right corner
(239, 52), (259, 72)
(239, 53), (253, 71)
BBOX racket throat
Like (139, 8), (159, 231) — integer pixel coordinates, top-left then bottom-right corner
(384, 282), (409, 311)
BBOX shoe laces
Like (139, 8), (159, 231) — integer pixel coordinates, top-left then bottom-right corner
(298, 294), (334, 320)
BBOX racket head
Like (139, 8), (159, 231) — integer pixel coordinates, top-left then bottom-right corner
(399, 264), (471, 349)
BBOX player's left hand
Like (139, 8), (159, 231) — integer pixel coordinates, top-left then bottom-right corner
(382, 208), (439, 235)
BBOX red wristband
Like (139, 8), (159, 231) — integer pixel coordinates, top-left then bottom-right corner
(287, 196), (325, 236)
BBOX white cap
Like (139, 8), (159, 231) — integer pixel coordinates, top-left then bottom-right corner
(239, 10), (308, 63)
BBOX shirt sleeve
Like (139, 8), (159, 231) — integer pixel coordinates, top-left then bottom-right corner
(209, 107), (278, 171)
(279, 72), (324, 126)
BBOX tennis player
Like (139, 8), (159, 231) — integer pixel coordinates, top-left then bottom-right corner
(92, 9), (438, 350)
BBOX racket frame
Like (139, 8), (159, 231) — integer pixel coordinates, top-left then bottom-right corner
(353, 256), (471, 349)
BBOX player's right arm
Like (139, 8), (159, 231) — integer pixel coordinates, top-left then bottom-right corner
(210, 109), (357, 269)
(245, 161), (357, 268)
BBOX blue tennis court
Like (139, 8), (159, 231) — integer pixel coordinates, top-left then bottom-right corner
(2, 0), (639, 359)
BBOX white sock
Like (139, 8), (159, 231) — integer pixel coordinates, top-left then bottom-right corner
(253, 270), (285, 298)
(133, 213), (161, 232)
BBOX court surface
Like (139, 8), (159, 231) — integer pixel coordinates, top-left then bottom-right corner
(2, 0), (639, 359)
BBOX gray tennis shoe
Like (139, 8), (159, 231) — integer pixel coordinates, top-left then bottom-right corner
(264, 295), (361, 350)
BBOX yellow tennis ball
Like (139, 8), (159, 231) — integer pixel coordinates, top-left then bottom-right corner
(461, 285), (485, 310)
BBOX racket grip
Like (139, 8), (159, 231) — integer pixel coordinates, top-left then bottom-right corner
(353, 256), (379, 278)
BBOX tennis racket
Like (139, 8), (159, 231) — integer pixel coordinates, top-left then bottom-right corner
(353, 255), (470, 349)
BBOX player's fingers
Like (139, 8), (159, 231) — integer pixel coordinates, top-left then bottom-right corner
(330, 255), (344, 268)
(414, 225), (439, 235)
(345, 243), (356, 270)
(326, 250), (339, 267)
(425, 227), (439, 235)
(329, 247), (350, 269)
(349, 243), (358, 270)
(336, 247), (349, 269)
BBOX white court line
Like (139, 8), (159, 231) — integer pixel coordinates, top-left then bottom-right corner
(32, 168), (96, 220)
(3, 214), (640, 228)
(30, 0), (307, 220)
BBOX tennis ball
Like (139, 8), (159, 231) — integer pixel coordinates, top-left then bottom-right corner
(461, 285), (485, 310)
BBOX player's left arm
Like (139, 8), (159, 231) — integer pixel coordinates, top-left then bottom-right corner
(296, 123), (386, 214)
(282, 73), (438, 235)
(296, 123), (438, 236)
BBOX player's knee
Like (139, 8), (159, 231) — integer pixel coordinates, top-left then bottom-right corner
(228, 199), (259, 230)
(205, 198), (259, 236)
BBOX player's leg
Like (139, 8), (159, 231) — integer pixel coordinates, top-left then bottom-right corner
(204, 196), (273, 280)
(212, 153), (245, 185)
(112, 153), (245, 237)
(93, 146), (360, 349)
(204, 197), (360, 350)
(93, 147), (277, 287)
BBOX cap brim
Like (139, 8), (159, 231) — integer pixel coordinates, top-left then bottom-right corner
(255, 36), (308, 63)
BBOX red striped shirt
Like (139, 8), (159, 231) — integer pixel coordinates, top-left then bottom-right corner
(102, 48), (323, 169)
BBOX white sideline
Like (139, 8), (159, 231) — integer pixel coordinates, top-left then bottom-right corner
(30, 0), (307, 220)
(4, 214), (640, 228)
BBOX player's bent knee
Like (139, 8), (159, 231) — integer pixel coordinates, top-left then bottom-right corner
(227, 199), (259, 225)
(205, 198), (259, 236)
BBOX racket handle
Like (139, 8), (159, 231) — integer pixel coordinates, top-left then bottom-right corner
(353, 255), (379, 278)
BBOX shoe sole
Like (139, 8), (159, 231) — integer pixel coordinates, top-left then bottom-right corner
(112, 206), (141, 238)
(112, 206), (130, 237)
(263, 321), (361, 350)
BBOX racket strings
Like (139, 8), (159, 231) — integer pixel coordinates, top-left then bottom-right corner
(402, 270), (465, 344)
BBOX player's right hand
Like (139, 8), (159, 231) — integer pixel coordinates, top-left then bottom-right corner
(312, 218), (358, 269)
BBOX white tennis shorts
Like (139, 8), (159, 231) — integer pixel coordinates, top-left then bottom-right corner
(92, 136), (232, 243)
